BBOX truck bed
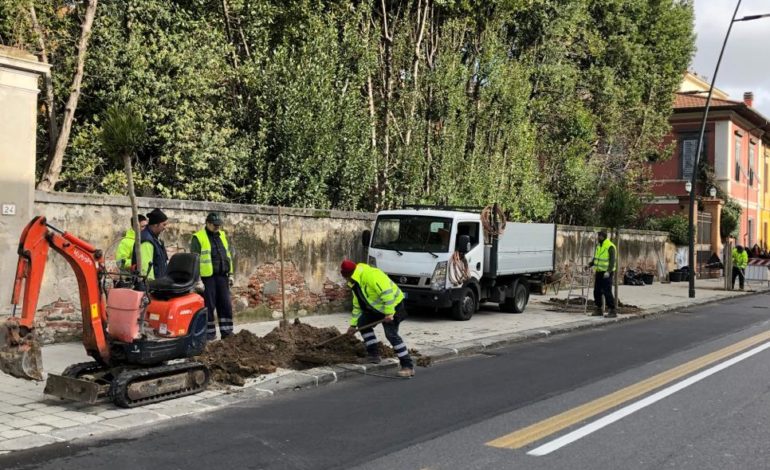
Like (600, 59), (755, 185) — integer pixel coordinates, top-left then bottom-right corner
(483, 222), (555, 275)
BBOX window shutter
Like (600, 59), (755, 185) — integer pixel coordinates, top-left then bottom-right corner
(681, 139), (696, 179)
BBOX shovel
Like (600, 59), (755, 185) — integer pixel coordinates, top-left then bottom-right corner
(0, 318), (44, 381)
(312, 318), (387, 348)
(294, 318), (388, 365)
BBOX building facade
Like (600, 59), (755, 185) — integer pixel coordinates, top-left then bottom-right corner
(647, 73), (770, 257)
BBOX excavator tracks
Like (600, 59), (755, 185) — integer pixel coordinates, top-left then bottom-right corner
(45, 361), (209, 408)
(110, 361), (210, 408)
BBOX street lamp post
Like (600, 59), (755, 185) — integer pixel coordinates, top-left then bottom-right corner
(687, 2), (770, 298)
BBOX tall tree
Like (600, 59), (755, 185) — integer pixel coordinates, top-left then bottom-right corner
(37, 0), (98, 191)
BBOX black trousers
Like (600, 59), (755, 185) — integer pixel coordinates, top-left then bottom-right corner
(594, 272), (616, 310)
(202, 274), (233, 339)
(357, 303), (413, 368)
(732, 267), (745, 289)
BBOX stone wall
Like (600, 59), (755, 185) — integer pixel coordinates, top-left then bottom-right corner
(555, 226), (673, 279)
(10, 191), (373, 342)
(9, 194), (674, 343)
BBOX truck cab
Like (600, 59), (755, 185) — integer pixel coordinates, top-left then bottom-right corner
(363, 207), (555, 320)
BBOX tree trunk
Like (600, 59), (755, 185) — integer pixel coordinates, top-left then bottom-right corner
(404, 0), (429, 147)
(37, 0), (98, 192)
(29, 3), (59, 160)
(123, 154), (142, 276)
(376, 0), (394, 211)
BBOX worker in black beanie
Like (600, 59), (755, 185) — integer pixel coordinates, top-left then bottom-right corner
(132, 208), (169, 280)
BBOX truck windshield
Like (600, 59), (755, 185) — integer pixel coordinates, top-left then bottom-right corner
(371, 215), (453, 253)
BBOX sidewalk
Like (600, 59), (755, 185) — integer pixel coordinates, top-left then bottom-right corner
(0, 278), (765, 453)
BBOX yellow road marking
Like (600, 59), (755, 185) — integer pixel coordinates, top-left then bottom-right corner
(487, 328), (770, 449)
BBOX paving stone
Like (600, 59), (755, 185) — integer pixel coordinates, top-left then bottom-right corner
(15, 410), (46, 419)
(0, 429), (32, 439)
(101, 412), (164, 429)
(155, 403), (210, 418)
(45, 419), (80, 429)
(96, 410), (128, 419)
(0, 434), (58, 451)
(1, 396), (40, 406)
(197, 393), (251, 407)
(48, 423), (116, 441)
(0, 405), (28, 414)
(28, 414), (72, 426)
(22, 424), (53, 433)
(4, 417), (38, 429)
(65, 414), (103, 425)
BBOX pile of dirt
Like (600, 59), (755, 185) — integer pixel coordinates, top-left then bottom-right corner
(546, 297), (642, 314)
(197, 318), (427, 386)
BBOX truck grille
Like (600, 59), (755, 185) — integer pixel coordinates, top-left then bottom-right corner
(388, 275), (422, 286)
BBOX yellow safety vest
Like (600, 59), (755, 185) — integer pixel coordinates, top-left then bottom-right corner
(732, 248), (748, 269)
(593, 239), (617, 272)
(348, 263), (404, 326)
(115, 229), (136, 271)
(193, 229), (233, 277)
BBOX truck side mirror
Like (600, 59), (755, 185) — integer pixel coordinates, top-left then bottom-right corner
(456, 235), (471, 254)
(362, 230), (371, 248)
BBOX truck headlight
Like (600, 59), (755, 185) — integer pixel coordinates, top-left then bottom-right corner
(367, 256), (377, 267)
(430, 261), (447, 291)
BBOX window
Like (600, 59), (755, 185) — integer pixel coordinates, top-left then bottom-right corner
(735, 133), (742, 182)
(457, 222), (481, 249)
(749, 142), (756, 187)
(680, 137), (698, 180)
(371, 215), (453, 253)
(765, 162), (768, 195)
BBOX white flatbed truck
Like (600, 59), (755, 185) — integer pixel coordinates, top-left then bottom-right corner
(362, 206), (556, 320)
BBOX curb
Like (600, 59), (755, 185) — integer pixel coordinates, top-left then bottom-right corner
(228, 288), (770, 399)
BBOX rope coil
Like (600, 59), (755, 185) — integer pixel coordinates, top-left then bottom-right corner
(448, 251), (470, 286)
(481, 204), (506, 243)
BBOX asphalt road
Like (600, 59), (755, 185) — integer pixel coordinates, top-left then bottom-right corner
(2, 293), (770, 470)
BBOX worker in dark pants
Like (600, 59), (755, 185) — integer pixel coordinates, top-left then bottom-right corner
(191, 212), (234, 340)
(340, 259), (415, 378)
(732, 245), (748, 290)
(587, 230), (617, 317)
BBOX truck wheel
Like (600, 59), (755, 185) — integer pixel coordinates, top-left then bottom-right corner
(451, 287), (476, 321)
(501, 281), (529, 313)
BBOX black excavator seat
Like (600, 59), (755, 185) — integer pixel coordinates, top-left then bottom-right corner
(149, 253), (200, 299)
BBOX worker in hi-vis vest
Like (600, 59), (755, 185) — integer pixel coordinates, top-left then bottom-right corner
(587, 229), (617, 318)
(115, 214), (147, 273)
(191, 212), (234, 340)
(732, 245), (748, 290)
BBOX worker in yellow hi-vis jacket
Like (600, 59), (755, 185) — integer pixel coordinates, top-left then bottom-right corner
(340, 259), (415, 378)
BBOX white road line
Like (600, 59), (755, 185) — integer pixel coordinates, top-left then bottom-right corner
(528, 340), (770, 456)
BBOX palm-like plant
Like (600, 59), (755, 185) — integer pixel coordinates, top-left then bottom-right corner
(101, 105), (146, 274)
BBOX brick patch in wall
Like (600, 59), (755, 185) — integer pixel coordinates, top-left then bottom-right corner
(245, 262), (350, 312)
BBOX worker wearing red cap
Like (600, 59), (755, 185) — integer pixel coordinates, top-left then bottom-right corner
(340, 259), (415, 378)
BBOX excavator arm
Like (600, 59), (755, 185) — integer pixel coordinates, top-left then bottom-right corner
(1, 217), (111, 380)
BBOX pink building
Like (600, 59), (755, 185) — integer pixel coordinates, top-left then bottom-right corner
(647, 77), (770, 257)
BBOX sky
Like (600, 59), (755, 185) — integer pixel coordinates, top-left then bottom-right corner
(692, 0), (770, 117)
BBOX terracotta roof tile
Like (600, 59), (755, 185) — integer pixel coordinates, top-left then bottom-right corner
(674, 93), (740, 109)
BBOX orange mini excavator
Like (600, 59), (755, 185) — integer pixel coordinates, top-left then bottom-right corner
(0, 217), (210, 408)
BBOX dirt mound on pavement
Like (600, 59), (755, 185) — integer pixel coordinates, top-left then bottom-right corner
(197, 318), (426, 386)
(546, 297), (642, 314)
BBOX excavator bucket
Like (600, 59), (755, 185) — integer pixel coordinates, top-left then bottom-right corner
(0, 318), (44, 381)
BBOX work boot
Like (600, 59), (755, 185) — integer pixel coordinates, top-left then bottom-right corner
(397, 367), (415, 378)
(590, 308), (603, 317)
(605, 308), (617, 318)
